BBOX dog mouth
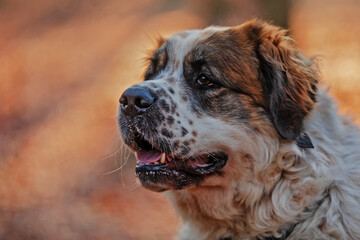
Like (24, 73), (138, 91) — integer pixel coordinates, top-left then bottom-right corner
(132, 133), (228, 192)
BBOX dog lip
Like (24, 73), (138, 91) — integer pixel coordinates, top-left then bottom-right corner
(137, 151), (228, 174)
(135, 151), (228, 191)
(126, 130), (163, 153)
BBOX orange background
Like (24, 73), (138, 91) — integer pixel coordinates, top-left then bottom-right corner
(0, 0), (359, 239)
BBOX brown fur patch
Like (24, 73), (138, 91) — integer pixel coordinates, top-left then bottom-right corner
(184, 29), (264, 105)
(239, 20), (318, 139)
(183, 20), (318, 140)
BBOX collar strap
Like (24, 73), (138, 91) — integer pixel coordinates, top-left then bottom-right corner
(295, 132), (314, 149)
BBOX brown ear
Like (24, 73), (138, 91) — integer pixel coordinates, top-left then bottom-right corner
(245, 20), (318, 140)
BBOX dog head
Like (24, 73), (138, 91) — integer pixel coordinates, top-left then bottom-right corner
(118, 20), (317, 192)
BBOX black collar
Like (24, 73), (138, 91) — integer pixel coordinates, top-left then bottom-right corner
(295, 132), (314, 149)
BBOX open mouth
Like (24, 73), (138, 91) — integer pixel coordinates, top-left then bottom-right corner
(133, 134), (228, 192)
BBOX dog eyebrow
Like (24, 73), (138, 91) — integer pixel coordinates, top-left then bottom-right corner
(190, 59), (206, 70)
(152, 46), (167, 65)
(144, 45), (168, 80)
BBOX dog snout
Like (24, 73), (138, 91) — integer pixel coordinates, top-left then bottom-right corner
(119, 86), (156, 117)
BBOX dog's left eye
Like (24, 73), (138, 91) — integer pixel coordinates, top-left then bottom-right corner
(197, 75), (214, 87)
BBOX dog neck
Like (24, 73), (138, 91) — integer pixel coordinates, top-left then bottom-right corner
(168, 139), (332, 239)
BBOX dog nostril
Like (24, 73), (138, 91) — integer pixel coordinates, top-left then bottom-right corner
(134, 98), (142, 108)
(119, 96), (128, 106)
(139, 98), (153, 108)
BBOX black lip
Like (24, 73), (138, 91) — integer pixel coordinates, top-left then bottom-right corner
(135, 152), (228, 192)
(136, 164), (198, 192)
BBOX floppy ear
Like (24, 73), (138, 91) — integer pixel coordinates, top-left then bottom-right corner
(245, 20), (318, 141)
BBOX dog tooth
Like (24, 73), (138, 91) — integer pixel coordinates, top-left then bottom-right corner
(160, 153), (166, 163)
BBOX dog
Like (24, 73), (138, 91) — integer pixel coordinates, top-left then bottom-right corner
(117, 19), (360, 239)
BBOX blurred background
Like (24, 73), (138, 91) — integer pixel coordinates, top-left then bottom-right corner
(0, 0), (359, 239)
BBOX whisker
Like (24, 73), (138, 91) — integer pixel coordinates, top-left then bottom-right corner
(103, 144), (131, 175)
(120, 149), (132, 189)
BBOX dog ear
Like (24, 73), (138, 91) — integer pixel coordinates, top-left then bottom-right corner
(244, 20), (318, 140)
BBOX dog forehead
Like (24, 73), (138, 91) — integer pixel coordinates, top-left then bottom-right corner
(166, 26), (230, 61)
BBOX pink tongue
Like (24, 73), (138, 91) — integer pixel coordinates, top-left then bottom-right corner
(136, 150), (163, 163)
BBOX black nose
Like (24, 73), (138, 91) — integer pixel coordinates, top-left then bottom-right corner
(119, 87), (155, 117)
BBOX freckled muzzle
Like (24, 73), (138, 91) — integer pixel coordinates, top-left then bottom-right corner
(118, 84), (229, 191)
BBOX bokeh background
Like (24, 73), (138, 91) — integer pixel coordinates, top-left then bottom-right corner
(0, 0), (359, 239)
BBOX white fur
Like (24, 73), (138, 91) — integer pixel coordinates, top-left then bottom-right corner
(166, 90), (360, 240)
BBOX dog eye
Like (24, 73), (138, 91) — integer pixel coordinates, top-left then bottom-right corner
(196, 75), (214, 87)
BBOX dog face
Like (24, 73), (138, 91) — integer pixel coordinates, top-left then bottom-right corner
(118, 20), (317, 192)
